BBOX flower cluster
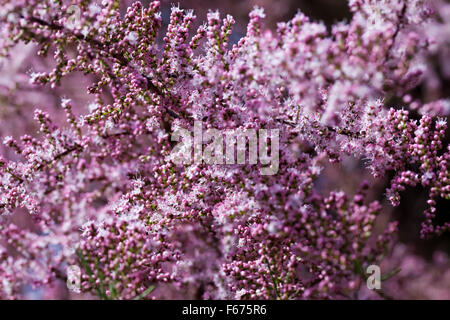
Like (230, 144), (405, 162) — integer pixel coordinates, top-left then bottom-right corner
(0, 0), (448, 299)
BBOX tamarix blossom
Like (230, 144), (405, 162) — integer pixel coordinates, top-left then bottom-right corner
(0, 0), (448, 299)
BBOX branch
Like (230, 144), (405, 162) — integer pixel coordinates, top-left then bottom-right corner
(27, 15), (181, 119)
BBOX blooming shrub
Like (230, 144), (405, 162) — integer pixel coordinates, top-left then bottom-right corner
(0, 0), (448, 299)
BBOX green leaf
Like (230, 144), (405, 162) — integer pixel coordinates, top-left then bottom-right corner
(381, 267), (401, 281)
(76, 250), (107, 300)
(133, 285), (155, 300)
(354, 258), (365, 277)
